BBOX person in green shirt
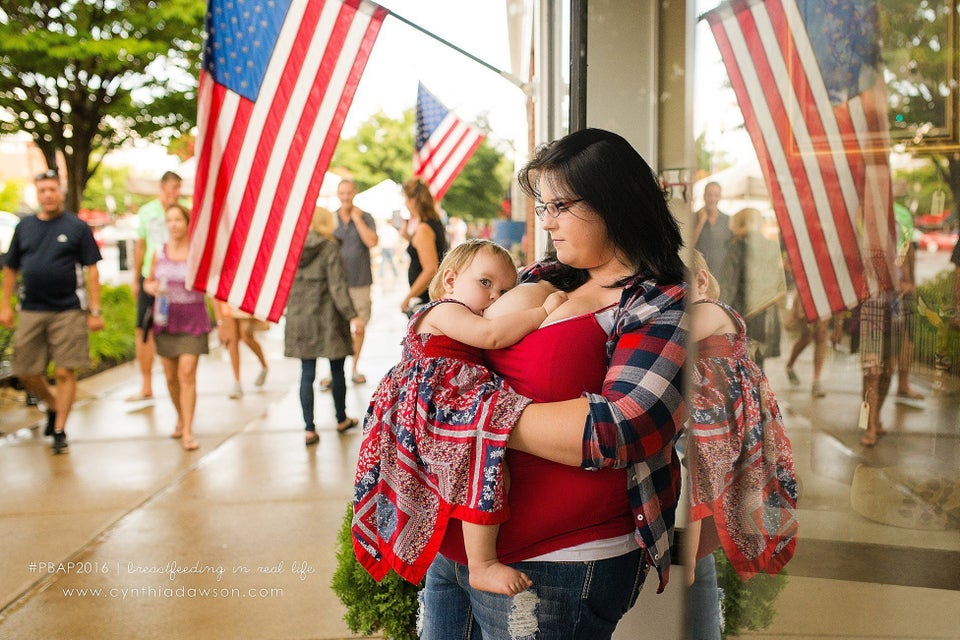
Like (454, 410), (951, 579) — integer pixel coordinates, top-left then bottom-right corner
(128, 171), (181, 402)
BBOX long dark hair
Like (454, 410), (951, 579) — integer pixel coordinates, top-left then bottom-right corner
(517, 128), (685, 286)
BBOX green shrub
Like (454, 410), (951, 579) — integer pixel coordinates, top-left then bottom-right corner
(715, 549), (788, 639)
(331, 503), (420, 640)
(0, 277), (137, 378)
(87, 284), (137, 369)
(915, 271), (960, 374)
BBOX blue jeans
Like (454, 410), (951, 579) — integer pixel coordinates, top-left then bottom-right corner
(685, 554), (721, 640)
(299, 357), (346, 430)
(418, 550), (647, 640)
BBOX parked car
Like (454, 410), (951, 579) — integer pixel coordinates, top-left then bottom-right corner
(918, 229), (959, 253)
(914, 211), (950, 230)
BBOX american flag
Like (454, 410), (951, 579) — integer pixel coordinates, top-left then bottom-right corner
(187, 0), (386, 321)
(413, 82), (485, 201)
(705, 0), (898, 322)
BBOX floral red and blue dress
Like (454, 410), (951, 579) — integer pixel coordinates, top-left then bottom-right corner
(352, 299), (532, 584)
(687, 299), (798, 578)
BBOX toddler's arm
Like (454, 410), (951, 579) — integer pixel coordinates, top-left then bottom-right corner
(422, 289), (567, 350)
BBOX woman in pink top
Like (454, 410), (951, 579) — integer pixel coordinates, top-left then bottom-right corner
(418, 129), (688, 639)
(144, 204), (213, 451)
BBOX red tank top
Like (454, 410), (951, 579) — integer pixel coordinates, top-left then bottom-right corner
(439, 312), (634, 564)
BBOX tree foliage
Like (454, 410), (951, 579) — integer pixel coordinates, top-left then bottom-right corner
(880, 0), (960, 224)
(0, 0), (206, 211)
(332, 108), (513, 222)
(332, 109), (419, 192)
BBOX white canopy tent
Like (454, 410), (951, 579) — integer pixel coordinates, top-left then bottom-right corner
(353, 179), (405, 221)
(692, 155), (771, 216)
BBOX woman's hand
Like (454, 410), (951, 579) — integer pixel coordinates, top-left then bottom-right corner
(350, 317), (365, 336)
(217, 318), (235, 347)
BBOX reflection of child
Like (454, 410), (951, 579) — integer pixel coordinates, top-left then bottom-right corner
(683, 250), (798, 587)
(353, 239), (566, 595)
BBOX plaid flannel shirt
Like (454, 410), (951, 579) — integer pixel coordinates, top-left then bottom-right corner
(522, 262), (688, 593)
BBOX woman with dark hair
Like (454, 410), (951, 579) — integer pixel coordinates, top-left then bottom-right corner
(417, 128), (688, 639)
(399, 177), (447, 312)
(144, 204), (213, 452)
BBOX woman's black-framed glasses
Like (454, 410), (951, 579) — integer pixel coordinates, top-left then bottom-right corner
(534, 198), (583, 219)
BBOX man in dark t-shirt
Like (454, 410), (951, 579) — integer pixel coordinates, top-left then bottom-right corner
(0, 170), (104, 454)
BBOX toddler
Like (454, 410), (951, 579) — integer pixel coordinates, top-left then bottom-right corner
(353, 239), (565, 595)
(683, 249), (798, 585)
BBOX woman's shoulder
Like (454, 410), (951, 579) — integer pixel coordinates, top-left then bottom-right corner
(622, 275), (686, 313)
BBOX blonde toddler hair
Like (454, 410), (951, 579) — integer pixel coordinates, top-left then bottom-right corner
(428, 239), (517, 301)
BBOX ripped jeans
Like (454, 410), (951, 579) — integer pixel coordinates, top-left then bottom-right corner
(418, 550), (647, 640)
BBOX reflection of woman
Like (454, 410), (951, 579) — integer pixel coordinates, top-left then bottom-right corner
(399, 177), (447, 312)
(144, 204), (213, 451)
(418, 129), (688, 639)
(284, 207), (364, 445)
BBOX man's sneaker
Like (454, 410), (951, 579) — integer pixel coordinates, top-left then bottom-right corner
(51, 431), (69, 454)
(229, 383), (243, 399)
(811, 382), (826, 398)
(44, 410), (57, 437)
(255, 368), (268, 387)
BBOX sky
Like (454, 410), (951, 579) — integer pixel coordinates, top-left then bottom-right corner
(342, 1), (528, 146)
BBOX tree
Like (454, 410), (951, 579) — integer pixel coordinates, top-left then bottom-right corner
(442, 119), (514, 223)
(0, 0), (206, 212)
(332, 108), (512, 221)
(881, 0), (960, 226)
(332, 109), (418, 191)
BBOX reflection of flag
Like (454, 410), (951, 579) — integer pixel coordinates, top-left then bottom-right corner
(187, 0), (386, 321)
(705, 0), (897, 322)
(414, 83), (485, 201)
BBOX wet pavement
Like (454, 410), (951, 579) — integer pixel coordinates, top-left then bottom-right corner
(1, 269), (958, 639)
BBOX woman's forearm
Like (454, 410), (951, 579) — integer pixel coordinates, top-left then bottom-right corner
(508, 398), (589, 467)
(408, 267), (435, 300)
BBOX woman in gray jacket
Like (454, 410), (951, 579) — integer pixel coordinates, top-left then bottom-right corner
(285, 207), (365, 445)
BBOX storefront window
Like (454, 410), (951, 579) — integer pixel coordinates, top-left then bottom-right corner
(689, 1), (960, 637)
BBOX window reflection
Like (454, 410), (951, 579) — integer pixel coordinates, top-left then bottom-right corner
(689, 1), (960, 638)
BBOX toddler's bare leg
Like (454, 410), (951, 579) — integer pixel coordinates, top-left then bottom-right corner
(463, 523), (532, 596)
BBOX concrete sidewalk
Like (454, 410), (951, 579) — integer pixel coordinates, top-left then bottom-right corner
(0, 277), (677, 640)
(1, 273), (957, 639)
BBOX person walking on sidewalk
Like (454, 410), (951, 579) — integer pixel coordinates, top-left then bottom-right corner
(144, 204), (213, 452)
(0, 169), (104, 454)
(128, 171), (181, 402)
(332, 178), (377, 386)
(784, 301), (830, 398)
(214, 302), (269, 399)
(285, 207), (364, 445)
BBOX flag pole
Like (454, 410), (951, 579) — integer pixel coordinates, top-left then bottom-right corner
(379, 6), (531, 95)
